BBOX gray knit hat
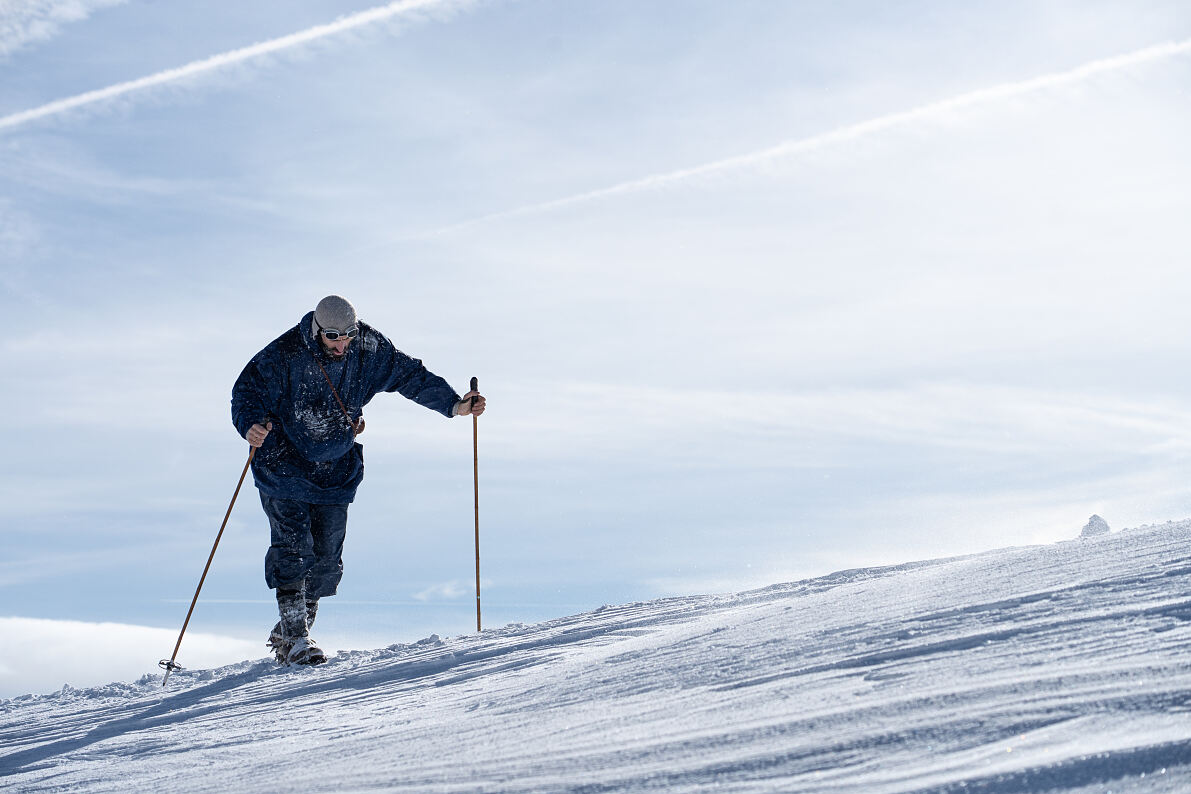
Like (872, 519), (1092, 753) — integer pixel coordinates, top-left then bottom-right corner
(314, 295), (358, 335)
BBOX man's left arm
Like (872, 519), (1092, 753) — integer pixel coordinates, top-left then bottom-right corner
(370, 334), (483, 418)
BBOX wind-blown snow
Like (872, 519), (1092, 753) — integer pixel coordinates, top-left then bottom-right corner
(3, 522), (1191, 792)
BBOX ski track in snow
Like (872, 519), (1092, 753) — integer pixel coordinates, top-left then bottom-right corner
(3, 523), (1191, 792)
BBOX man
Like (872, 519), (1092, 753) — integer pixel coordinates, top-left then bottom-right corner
(231, 295), (485, 665)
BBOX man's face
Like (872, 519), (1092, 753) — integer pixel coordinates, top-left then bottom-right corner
(320, 332), (352, 359)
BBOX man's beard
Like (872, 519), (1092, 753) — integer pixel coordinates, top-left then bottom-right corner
(321, 341), (348, 359)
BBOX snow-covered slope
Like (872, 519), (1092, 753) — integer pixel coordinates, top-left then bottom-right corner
(4, 522), (1191, 793)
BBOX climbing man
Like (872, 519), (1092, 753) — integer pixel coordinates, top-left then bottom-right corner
(231, 295), (485, 664)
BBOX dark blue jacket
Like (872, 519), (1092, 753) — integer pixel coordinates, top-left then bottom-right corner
(231, 312), (461, 503)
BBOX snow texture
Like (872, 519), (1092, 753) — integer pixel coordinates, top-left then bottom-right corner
(1081, 514), (1111, 538)
(3, 521), (1191, 792)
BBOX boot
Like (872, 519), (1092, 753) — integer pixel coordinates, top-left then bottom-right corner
(267, 587), (326, 666)
(266, 599), (320, 663)
(286, 636), (325, 666)
(290, 598), (326, 665)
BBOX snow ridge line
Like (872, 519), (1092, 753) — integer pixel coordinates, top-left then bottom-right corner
(5, 522), (1186, 708)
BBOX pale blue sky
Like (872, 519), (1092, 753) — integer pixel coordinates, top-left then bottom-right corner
(3, 0), (1191, 696)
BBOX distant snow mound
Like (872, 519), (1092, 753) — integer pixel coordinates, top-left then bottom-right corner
(1081, 514), (1110, 538)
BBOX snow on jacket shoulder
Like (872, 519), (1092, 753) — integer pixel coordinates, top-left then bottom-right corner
(231, 312), (461, 504)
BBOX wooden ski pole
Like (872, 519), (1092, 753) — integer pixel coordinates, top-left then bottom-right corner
(471, 376), (481, 632)
(160, 445), (256, 686)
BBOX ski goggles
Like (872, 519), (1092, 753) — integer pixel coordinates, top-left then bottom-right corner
(320, 325), (359, 340)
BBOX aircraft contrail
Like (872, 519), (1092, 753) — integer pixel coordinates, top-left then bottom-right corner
(0, 0), (478, 132)
(423, 37), (1191, 235)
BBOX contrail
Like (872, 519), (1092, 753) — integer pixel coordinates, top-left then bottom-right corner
(425, 37), (1191, 235)
(0, 0), (477, 132)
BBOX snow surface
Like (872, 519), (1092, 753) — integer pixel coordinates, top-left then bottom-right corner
(4, 522), (1191, 793)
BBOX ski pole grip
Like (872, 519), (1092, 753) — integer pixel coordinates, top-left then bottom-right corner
(470, 377), (478, 407)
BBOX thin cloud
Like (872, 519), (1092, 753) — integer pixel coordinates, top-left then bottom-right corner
(423, 37), (1191, 235)
(0, 0), (126, 58)
(413, 580), (471, 602)
(0, 0), (481, 132)
(473, 380), (1191, 465)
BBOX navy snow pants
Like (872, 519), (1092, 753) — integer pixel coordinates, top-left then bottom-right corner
(260, 493), (349, 598)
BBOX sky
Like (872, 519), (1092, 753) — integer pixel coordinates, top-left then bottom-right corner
(2, 0), (1191, 698)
